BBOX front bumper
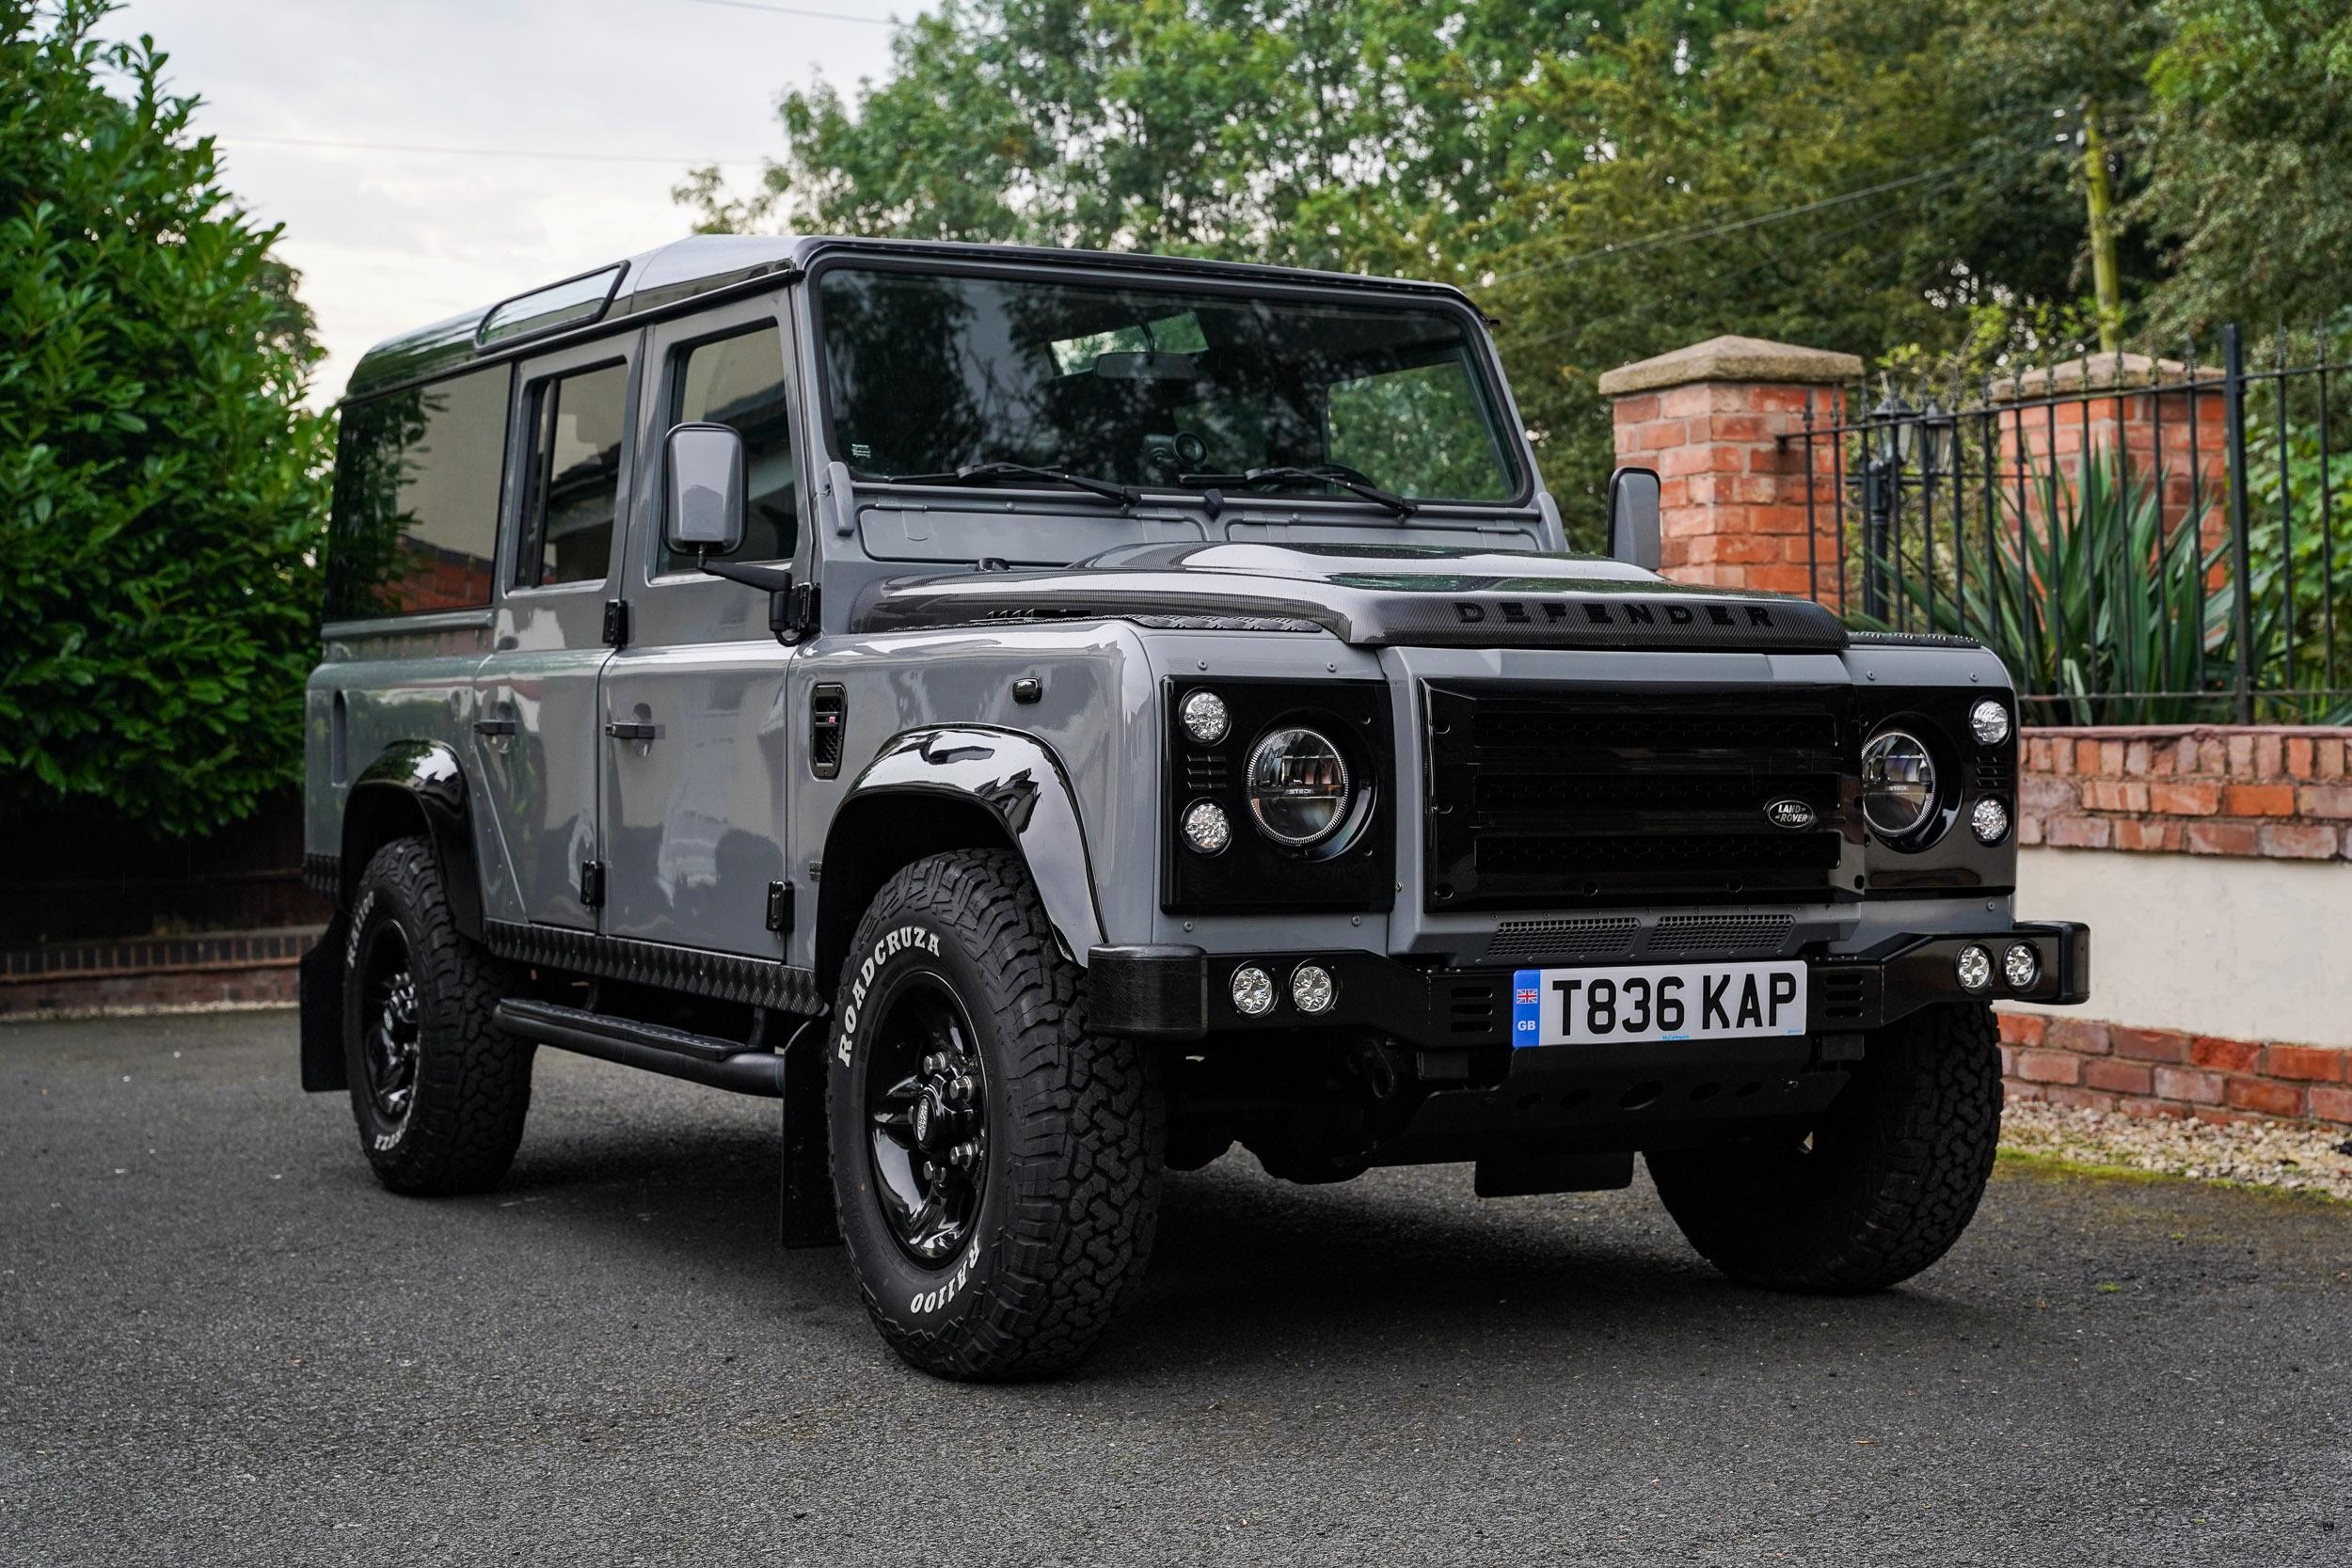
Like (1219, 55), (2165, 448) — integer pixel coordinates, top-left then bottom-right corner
(1089, 920), (2090, 1046)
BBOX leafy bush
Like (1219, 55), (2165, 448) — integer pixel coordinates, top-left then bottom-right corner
(0, 0), (332, 836)
(2241, 410), (2352, 705)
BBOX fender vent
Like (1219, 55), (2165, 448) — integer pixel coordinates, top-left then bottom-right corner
(810, 685), (845, 779)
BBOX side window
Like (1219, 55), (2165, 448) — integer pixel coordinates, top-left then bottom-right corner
(516, 360), (628, 588)
(659, 324), (796, 575)
(325, 365), (510, 620)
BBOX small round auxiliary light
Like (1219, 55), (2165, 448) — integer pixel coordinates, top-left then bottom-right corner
(1970, 796), (2010, 845)
(1955, 944), (1994, 993)
(1181, 689), (1231, 745)
(1232, 965), (1275, 1017)
(1182, 800), (1232, 855)
(1290, 964), (1336, 1015)
(1969, 699), (2012, 747)
(2003, 942), (2040, 991)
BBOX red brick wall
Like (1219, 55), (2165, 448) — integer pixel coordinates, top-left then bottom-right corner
(2020, 725), (2352, 860)
(1999, 1012), (2352, 1128)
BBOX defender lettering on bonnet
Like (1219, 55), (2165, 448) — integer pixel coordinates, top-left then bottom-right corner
(298, 232), (2086, 1384)
(1454, 598), (1777, 627)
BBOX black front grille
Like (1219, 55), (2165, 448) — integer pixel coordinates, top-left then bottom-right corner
(1425, 683), (1854, 911)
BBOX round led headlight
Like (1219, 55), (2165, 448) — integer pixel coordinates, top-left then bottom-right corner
(1955, 944), (1993, 993)
(1181, 800), (1231, 855)
(1970, 796), (2010, 845)
(1290, 963), (1336, 1015)
(1245, 727), (1353, 847)
(1181, 689), (1231, 745)
(1231, 965), (1274, 1017)
(1861, 729), (1939, 840)
(2003, 942), (2040, 991)
(1969, 699), (2012, 747)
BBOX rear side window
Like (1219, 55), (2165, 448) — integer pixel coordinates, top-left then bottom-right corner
(516, 361), (628, 588)
(659, 324), (796, 575)
(326, 365), (511, 620)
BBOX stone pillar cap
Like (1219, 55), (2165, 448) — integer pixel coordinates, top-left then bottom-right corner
(1987, 351), (2220, 401)
(1598, 335), (1862, 398)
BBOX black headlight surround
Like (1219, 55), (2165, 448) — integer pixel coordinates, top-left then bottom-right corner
(1162, 677), (1394, 913)
(1854, 686), (2018, 894)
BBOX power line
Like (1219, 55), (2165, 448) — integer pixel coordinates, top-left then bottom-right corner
(675, 0), (900, 23)
(1485, 150), (2010, 286)
(215, 134), (771, 166)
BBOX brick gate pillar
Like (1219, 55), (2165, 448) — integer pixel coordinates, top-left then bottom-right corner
(1599, 336), (1861, 596)
(1987, 352), (2228, 548)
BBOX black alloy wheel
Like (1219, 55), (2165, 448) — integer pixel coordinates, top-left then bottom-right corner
(864, 977), (989, 1265)
(358, 923), (421, 1130)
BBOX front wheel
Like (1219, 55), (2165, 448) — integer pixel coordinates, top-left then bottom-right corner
(1647, 1002), (2002, 1293)
(827, 849), (1164, 1381)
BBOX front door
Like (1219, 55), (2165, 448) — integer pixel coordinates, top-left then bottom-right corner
(597, 294), (805, 955)
(471, 332), (640, 929)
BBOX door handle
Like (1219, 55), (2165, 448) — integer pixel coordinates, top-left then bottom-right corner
(472, 718), (517, 737)
(604, 721), (660, 742)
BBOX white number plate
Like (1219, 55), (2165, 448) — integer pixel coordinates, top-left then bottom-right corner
(1510, 961), (1807, 1047)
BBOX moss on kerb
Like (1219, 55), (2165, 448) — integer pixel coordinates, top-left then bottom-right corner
(1597, 334), (1864, 399)
(1995, 1147), (2352, 1209)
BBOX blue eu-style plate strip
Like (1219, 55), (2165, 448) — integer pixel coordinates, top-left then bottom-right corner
(1511, 969), (1541, 1047)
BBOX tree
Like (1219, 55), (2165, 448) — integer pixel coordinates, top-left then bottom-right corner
(0, 0), (333, 836)
(2136, 0), (2352, 335)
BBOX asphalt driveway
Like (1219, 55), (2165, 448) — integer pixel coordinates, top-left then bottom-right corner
(4, 1009), (2347, 1566)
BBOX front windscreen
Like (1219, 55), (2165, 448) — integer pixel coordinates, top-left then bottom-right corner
(813, 266), (1520, 502)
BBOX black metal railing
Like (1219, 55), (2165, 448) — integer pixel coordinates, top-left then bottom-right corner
(1779, 323), (2352, 724)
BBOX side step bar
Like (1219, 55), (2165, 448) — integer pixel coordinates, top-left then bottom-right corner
(494, 997), (785, 1097)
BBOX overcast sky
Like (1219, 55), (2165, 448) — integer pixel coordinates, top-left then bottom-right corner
(107, 0), (936, 402)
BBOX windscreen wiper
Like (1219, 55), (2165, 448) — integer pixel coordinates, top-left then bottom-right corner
(882, 460), (1139, 508)
(1176, 464), (1418, 517)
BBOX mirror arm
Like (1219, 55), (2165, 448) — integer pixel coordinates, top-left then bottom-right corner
(692, 550), (805, 645)
(692, 548), (795, 594)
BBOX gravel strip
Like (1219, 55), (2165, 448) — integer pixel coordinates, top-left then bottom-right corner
(2002, 1098), (2352, 1201)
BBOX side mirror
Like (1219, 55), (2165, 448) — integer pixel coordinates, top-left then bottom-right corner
(1607, 465), (1661, 572)
(663, 421), (746, 557)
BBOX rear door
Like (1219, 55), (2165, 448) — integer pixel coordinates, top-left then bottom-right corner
(470, 334), (639, 928)
(597, 294), (805, 955)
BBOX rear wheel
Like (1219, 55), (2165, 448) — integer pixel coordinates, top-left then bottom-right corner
(1647, 1002), (2002, 1292)
(342, 836), (532, 1196)
(827, 849), (1164, 1381)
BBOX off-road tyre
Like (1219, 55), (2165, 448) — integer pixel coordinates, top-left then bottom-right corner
(1647, 1001), (2002, 1293)
(827, 849), (1164, 1381)
(342, 836), (532, 1196)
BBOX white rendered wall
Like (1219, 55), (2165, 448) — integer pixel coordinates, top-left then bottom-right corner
(2011, 846), (2352, 1047)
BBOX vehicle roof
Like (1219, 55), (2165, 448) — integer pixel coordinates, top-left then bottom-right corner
(341, 234), (1481, 403)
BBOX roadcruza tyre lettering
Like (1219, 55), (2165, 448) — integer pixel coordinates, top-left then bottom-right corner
(827, 848), (1165, 1381)
(342, 835), (533, 1196)
(1646, 1001), (2002, 1293)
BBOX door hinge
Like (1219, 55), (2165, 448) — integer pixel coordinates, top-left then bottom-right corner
(580, 860), (606, 909)
(765, 879), (795, 934)
(602, 598), (630, 648)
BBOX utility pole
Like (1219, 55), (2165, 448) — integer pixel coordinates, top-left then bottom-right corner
(2083, 102), (2122, 354)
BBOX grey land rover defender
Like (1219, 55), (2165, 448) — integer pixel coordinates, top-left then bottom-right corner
(300, 234), (2090, 1379)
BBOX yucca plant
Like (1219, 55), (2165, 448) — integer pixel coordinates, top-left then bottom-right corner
(1867, 454), (2265, 724)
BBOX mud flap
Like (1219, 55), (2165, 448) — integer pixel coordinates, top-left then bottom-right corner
(299, 914), (349, 1093)
(779, 1016), (840, 1248)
